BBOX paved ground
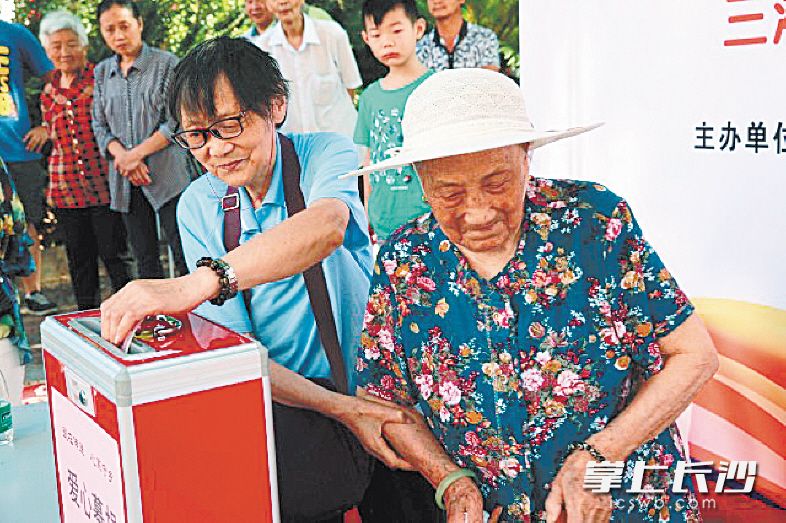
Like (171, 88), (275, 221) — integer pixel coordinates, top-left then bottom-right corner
(21, 242), (174, 384)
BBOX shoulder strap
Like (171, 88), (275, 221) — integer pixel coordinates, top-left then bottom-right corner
(222, 133), (348, 394)
(221, 186), (252, 311)
(278, 134), (348, 395)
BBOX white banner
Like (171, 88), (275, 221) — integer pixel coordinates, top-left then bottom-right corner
(519, 0), (786, 309)
(520, 1), (786, 510)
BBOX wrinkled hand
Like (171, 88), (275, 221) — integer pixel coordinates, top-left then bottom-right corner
(24, 126), (48, 153)
(100, 268), (218, 345)
(114, 147), (145, 175)
(126, 164), (152, 186)
(338, 389), (417, 470)
(545, 451), (612, 523)
(443, 476), (498, 523)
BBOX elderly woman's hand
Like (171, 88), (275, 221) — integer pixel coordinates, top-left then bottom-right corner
(100, 267), (220, 345)
(443, 477), (502, 523)
(544, 450), (612, 523)
(444, 477), (483, 523)
(23, 126), (48, 153)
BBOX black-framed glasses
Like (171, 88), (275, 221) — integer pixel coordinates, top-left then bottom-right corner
(172, 112), (246, 150)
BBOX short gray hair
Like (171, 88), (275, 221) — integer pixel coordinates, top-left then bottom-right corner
(39, 10), (88, 47)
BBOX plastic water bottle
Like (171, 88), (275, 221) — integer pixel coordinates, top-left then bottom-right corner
(0, 369), (13, 445)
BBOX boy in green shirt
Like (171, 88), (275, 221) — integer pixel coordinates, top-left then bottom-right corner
(352, 7), (442, 514)
(355, 0), (433, 243)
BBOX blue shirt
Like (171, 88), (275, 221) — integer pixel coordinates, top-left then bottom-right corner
(0, 22), (54, 163)
(357, 178), (699, 521)
(177, 132), (372, 387)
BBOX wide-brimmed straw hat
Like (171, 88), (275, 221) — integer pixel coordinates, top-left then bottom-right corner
(343, 68), (601, 178)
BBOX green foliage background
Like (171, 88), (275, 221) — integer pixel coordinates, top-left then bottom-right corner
(15, 0), (519, 84)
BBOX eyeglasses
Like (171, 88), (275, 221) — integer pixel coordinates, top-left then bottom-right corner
(172, 112), (246, 150)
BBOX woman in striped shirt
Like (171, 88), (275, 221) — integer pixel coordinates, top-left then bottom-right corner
(92, 0), (194, 279)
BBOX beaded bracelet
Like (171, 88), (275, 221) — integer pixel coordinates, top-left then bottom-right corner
(196, 257), (239, 306)
(565, 441), (608, 463)
(435, 469), (477, 510)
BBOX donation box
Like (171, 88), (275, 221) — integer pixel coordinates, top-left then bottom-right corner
(41, 310), (279, 523)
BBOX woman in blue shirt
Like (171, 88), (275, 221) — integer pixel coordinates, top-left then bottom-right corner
(101, 37), (414, 521)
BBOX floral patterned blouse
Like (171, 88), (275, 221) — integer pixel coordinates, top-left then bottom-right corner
(356, 178), (701, 522)
(0, 157), (35, 364)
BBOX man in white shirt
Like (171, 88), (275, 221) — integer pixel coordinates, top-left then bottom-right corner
(261, 0), (362, 140)
(245, 0), (334, 47)
(244, 0), (275, 47)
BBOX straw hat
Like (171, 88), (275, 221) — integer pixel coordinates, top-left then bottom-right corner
(343, 68), (601, 178)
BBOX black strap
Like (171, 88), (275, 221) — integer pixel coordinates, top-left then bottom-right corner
(222, 133), (348, 394)
(221, 185), (252, 311)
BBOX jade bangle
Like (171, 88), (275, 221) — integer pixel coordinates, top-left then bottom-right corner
(435, 468), (477, 510)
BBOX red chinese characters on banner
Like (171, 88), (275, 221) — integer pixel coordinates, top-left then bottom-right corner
(724, 0), (786, 46)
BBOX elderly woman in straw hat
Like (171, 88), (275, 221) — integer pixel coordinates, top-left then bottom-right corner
(349, 69), (718, 522)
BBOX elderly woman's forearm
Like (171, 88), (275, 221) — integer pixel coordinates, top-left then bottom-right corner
(587, 316), (718, 462)
(588, 355), (715, 461)
(382, 415), (462, 487)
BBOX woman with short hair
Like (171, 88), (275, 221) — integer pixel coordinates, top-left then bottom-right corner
(38, 10), (131, 310)
(92, 0), (194, 279)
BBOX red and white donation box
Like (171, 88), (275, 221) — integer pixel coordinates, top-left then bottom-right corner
(41, 310), (279, 523)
